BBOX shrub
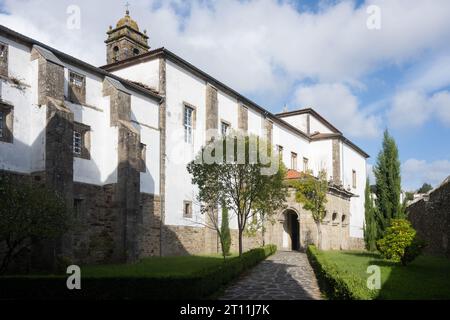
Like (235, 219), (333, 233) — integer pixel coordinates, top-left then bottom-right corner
(376, 219), (425, 265)
(306, 245), (376, 300)
(0, 245), (277, 300)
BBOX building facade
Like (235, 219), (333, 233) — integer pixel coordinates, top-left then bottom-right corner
(0, 11), (368, 268)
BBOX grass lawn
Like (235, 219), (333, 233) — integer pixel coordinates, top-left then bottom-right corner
(81, 254), (239, 278)
(319, 250), (450, 299)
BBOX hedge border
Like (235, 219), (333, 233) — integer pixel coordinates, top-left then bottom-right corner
(0, 245), (277, 300)
(306, 245), (376, 300)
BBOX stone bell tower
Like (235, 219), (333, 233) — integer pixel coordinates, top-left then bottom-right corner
(105, 8), (150, 64)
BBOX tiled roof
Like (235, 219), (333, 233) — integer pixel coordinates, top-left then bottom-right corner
(286, 169), (305, 180)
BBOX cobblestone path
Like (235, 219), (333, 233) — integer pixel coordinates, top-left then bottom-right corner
(220, 251), (323, 300)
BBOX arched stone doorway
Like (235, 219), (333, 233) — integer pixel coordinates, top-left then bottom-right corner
(282, 209), (300, 251)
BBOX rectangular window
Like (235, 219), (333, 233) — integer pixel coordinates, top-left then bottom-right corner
(183, 201), (192, 218)
(277, 145), (283, 161)
(221, 121), (230, 136)
(0, 41), (8, 77)
(352, 170), (357, 188)
(139, 143), (147, 173)
(73, 122), (91, 159)
(68, 70), (86, 104)
(291, 152), (297, 170)
(0, 103), (13, 143)
(184, 105), (194, 143)
(73, 130), (82, 155)
(303, 157), (309, 172)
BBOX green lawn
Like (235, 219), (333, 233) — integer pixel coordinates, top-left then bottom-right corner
(319, 250), (450, 299)
(81, 254), (239, 278)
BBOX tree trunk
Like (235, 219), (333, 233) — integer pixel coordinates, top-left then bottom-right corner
(238, 229), (243, 256)
(316, 221), (322, 250)
(262, 227), (265, 247)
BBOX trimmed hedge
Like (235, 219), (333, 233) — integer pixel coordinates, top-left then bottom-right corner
(306, 245), (375, 300)
(0, 245), (277, 300)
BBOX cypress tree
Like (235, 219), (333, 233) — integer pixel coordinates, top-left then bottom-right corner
(373, 129), (402, 237)
(220, 205), (231, 257)
(364, 178), (377, 251)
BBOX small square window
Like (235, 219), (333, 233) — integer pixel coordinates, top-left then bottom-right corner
(183, 201), (192, 218)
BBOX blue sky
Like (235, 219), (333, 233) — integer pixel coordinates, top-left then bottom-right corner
(1, 0), (449, 190)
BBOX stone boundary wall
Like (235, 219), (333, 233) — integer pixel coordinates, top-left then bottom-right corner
(408, 177), (450, 257)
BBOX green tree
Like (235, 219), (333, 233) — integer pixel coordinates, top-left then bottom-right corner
(187, 133), (286, 256)
(418, 183), (433, 194)
(0, 177), (71, 274)
(220, 204), (231, 257)
(373, 129), (403, 237)
(363, 178), (377, 251)
(293, 170), (328, 250)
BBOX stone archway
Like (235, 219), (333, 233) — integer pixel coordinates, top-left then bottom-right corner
(282, 209), (300, 251)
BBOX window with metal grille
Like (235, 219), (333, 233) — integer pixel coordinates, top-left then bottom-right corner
(184, 106), (193, 143)
(73, 130), (82, 155)
(69, 71), (84, 88)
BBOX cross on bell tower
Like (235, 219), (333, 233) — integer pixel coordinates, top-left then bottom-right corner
(105, 5), (150, 64)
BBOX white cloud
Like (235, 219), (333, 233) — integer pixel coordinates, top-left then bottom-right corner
(388, 90), (431, 128)
(402, 158), (450, 191)
(293, 83), (380, 138)
(388, 90), (450, 129)
(431, 91), (450, 126)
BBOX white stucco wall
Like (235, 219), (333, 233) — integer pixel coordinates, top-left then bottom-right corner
(0, 36), (44, 174)
(165, 60), (206, 227)
(112, 59), (160, 91)
(130, 93), (160, 195)
(342, 142), (367, 238)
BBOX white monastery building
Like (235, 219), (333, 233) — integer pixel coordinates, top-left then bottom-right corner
(0, 10), (368, 267)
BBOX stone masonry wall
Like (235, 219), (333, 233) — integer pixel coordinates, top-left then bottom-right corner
(408, 177), (450, 257)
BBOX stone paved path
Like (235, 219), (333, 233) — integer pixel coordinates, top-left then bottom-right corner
(220, 251), (322, 300)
